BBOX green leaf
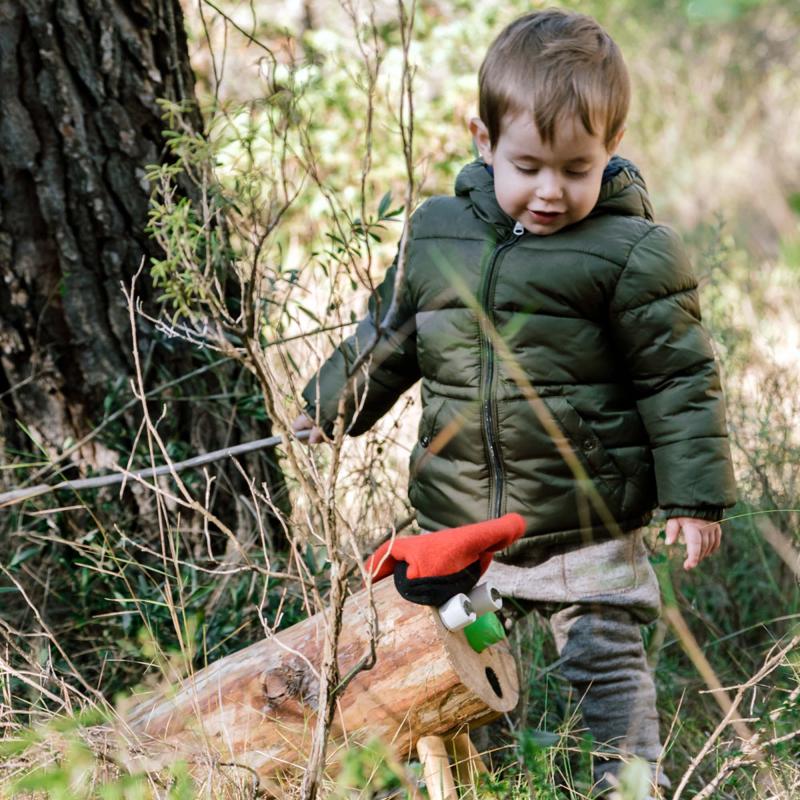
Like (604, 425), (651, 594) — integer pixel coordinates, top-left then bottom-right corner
(13, 766), (72, 797)
(167, 761), (196, 800)
(378, 191), (392, 218)
(304, 542), (317, 574)
(0, 729), (41, 757)
(297, 304), (322, 325)
(9, 545), (42, 569)
(519, 727), (559, 752)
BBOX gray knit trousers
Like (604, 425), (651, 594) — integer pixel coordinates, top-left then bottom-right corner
(486, 531), (669, 794)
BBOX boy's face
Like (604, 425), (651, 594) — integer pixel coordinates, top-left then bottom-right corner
(470, 112), (624, 236)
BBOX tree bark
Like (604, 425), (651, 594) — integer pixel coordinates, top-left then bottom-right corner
(0, 0), (290, 537)
(0, 0), (200, 454)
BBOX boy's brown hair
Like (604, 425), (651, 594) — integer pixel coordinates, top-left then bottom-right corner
(478, 9), (630, 148)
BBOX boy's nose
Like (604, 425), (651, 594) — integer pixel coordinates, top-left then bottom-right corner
(536, 171), (564, 201)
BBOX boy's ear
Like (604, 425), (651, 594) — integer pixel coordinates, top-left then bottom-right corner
(607, 125), (626, 155)
(469, 117), (493, 164)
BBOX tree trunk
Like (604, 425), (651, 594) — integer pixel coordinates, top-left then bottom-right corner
(0, 0), (202, 454)
(121, 577), (519, 790)
(0, 0), (289, 535)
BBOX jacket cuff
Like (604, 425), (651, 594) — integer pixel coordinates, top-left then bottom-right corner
(663, 506), (725, 522)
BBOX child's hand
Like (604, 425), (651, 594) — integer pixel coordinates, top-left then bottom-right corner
(291, 413), (325, 444)
(665, 516), (722, 571)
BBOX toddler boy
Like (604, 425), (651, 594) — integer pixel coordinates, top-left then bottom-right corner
(295, 9), (736, 796)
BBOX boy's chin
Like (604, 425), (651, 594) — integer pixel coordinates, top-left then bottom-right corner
(517, 208), (594, 235)
(520, 218), (571, 236)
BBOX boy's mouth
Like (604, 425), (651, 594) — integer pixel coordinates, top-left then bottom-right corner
(529, 209), (564, 224)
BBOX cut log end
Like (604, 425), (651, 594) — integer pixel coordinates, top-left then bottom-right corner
(120, 578), (519, 785)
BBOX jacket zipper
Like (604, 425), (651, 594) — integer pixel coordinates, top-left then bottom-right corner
(479, 220), (525, 518)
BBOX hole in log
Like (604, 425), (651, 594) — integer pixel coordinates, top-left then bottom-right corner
(485, 666), (503, 698)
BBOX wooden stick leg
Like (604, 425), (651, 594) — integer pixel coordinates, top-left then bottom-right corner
(417, 735), (457, 800)
(448, 732), (489, 789)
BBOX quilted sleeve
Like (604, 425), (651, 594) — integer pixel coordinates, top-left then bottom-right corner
(301, 213), (423, 437)
(609, 225), (737, 518)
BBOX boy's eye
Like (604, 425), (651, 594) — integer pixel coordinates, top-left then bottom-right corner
(513, 162), (590, 178)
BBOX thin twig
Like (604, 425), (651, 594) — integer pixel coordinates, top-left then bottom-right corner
(672, 633), (800, 799)
(0, 431), (309, 507)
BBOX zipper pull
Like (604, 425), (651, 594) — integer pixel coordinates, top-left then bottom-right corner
(512, 221), (524, 236)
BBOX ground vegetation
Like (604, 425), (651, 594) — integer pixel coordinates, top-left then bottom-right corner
(1, 0), (798, 797)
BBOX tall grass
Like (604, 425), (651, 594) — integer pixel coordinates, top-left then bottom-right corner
(2, 0), (799, 797)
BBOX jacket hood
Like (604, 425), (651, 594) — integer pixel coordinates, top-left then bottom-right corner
(454, 155), (654, 231)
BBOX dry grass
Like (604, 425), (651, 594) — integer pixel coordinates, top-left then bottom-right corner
(2, 0), (799, 798)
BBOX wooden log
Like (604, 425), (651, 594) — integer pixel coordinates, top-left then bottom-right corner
(448, 732), (489, 788)
(120, 577), (517, 785)
(417, 736), (458, 800)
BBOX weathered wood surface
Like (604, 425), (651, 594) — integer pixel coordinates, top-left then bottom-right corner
(121, 578), (518, 783)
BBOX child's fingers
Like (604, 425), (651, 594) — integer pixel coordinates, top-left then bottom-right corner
(699, 525), (714, 560)
(701, 522), (720, 559)
(292, 413), (313, 432)
(665, 518), (681, 545)
(668, 518), (722, 570)
(291, 413), (325, 444)
(683, 525), (702, 570)
(308, 427), (325, 444)
(707, 526), (719, 558)
(708, 523), (722, 556)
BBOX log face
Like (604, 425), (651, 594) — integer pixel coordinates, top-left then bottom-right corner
(123, 579), (519, 780)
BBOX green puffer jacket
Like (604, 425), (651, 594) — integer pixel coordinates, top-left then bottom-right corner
(302, 157), (737, 553)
